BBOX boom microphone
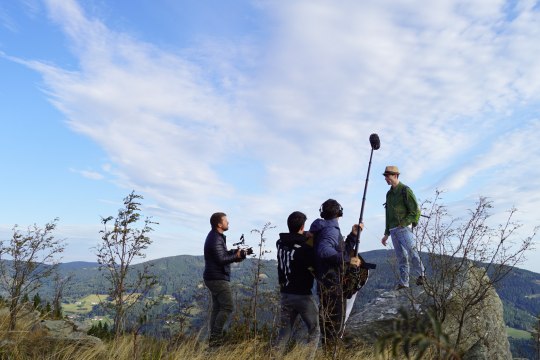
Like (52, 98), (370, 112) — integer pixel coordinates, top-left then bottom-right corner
(342, 132), (380, 303)
(369, 133), (380, 150)
(354, 133), (380, 258)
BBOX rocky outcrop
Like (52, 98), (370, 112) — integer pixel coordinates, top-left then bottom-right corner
(445, 267), (511, 360)
(0, 305), (103, 352)
(343, 288), (430, 344)
(36, 319), (103, 349)
(344, 266), (512, 359)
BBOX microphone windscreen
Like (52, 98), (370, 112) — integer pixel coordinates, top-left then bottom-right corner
(369, 133), (380, 150)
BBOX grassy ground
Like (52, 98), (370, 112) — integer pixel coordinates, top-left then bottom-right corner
(1, 308), (379, 359)
(63, 294), (106, 314)
(2, 302), (526, 359)
(506, 326), (533, 339)
(5, 339), (379, 360)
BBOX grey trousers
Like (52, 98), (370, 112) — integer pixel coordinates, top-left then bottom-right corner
(204, 279), (233, 346)
(275, 293), (320, 360)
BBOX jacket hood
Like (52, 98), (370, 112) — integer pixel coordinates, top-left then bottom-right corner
(308, 218), (325, 234)
(278, 232), (307, 246)
(308, 218), (339, 234)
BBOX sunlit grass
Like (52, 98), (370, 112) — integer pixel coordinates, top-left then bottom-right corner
(506, 326), (533, 339)
(63, 294), (105, 314)
(69, 337), (377, 360)
(0, 321), (378, 360)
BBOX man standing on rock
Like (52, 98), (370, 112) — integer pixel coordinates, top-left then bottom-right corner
(381, 166), (425, 290)
(203, 212), (246, 347)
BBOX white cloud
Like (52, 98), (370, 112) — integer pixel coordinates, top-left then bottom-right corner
(70, 168), (104, 180)
(0, 7), (17, 32)
(8, 0), (540, 270)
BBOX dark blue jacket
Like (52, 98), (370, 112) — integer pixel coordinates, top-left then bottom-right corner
(309, 218), (355, 284)
(203, 229), (239, 281)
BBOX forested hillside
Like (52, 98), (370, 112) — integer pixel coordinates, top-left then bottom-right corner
(40, 250), (538, 329)
(4, 250), (537, 358)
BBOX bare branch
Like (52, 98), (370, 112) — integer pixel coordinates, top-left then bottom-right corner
(95, 191), (158, 337)
(0, 218), (65, 330)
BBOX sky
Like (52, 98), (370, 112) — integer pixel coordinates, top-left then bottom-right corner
(1, 0), (539, 272)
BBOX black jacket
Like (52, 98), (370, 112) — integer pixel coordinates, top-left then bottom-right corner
(276, 233), (315, 295)
(203, 229), (239, 281)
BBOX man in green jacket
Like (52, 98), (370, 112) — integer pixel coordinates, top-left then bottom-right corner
(380, 166), (425, 290)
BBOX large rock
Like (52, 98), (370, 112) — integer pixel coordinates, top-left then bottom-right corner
(343, 288), (429, 345)
(0, 305), (42, 326)
(1, 305), (103, 356)
(344, 266), (512, 359)
(35, 319), (103, 349)
(444, 267), (511, 360)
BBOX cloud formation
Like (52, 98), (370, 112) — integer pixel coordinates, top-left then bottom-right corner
(9, 0), (540, 268)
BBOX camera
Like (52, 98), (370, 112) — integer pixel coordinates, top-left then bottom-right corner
(239, 247), (254, 259)
(233, 234), (253, 259)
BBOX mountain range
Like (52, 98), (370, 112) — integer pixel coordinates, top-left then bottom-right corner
(3, 249), (538, 358)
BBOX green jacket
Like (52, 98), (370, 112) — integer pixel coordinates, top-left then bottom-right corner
(384, 182), (420, 235)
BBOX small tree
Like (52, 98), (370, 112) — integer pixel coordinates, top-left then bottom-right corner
(88, 321), (113, 340)
(531, 315), (540, 359)
(376, 308), (460, 360)
(249, 222), (275, 342)
(44, 301), (52, 316)
(52, 272), (72, 319)
(224, 222), (278, 349)
(96, 191), (158, 338)
(0, 219), (65, 330)
(411, 192), (536, 355)
(32, 293), (42, 310)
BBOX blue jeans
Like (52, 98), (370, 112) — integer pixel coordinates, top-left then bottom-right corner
(390, 227), (424, 287)
(204, 279), (233, 346)
(275, 293), (320, 360)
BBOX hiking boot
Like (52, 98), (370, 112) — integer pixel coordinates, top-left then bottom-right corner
(208, 335), (223, 349)
(395, 284), (408, 290)
(416, 276), (425, 286)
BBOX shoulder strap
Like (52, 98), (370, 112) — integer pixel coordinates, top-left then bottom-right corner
(384, 187), (408, 209)
(402, 185), (420, 227)
(401, 185), (410, 209)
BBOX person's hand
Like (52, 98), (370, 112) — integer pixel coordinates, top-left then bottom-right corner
(235, 249), (243, 259)
(381, 234), (389, 247)
(350, 256), (361, 267)
(351, 223), (364, 236)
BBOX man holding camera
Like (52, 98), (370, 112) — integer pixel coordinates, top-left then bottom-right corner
(203, 212), (247, 347)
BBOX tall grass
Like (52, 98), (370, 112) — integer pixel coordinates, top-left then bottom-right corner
(1, 319), (377, 360)
(1, 295), (379, 359)
(59, 337), (376, 360)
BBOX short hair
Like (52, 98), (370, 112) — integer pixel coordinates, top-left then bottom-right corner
(320, 199), (343, 220)
(210, 212), (227, 229)
(287, 211), (307, 233)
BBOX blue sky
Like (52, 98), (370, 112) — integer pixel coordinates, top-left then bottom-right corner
(1, 0), (539, 272)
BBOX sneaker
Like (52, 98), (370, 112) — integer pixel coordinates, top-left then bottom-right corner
(395, 284), (408, 290)
(416, 276), (425, 286)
